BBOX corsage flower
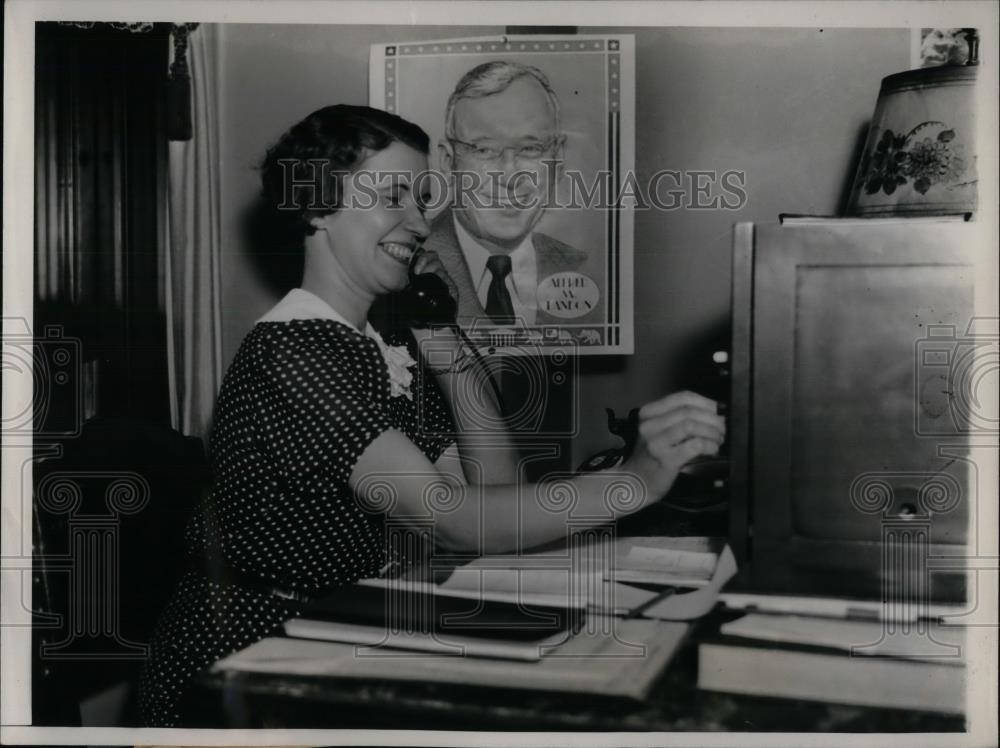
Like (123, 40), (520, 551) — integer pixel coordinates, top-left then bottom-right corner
(369, 329), (417, 400)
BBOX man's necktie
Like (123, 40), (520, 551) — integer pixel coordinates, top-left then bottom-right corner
(485, 254), (516, 325)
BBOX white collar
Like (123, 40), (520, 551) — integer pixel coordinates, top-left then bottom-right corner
(257, 288), (418, 399)
(256, 288), (377, 338)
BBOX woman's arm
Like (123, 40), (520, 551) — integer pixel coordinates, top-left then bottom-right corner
(406, 250), (521, 485)
(410, 325), (521, 486)
(350, 391), (724, 554)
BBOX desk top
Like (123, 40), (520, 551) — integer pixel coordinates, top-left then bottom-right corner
(182, 502), (966, 732)
(185, 608), (965, 732)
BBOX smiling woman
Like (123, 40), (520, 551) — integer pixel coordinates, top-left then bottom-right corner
(299, 141), (434, 318)
(137, 105), (468, 725)
(138, 104), (723, 727)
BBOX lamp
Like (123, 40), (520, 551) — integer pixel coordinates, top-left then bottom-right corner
(847, 29), (980, 217)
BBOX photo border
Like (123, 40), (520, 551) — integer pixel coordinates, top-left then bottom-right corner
(3, 2), (997, 747)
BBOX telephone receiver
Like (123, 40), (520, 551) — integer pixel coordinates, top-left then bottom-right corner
(393, 251), (457, 328)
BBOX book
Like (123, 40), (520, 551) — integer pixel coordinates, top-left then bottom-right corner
(697, 614), (966, 715)
(718, 612), (966, 662)
(282, 618), (575, 661)
(283, 583), (581, 661)
(220, 617), (692, 703)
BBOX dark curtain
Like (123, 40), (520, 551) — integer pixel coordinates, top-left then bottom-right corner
(32, 24), (180, 724)
(33, 21), (171, 430)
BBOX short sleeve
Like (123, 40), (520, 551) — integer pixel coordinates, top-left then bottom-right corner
(252, 321), (394, 488)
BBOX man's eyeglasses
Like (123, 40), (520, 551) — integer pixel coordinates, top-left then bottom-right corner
(449, 137), (558, 164)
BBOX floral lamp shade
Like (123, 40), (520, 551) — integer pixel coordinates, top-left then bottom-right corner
(848, 64), (978, 216)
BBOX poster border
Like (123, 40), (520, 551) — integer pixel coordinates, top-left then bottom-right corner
(371, 33), (637, 355)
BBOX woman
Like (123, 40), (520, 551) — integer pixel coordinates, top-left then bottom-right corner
(139, 105), (724, 726)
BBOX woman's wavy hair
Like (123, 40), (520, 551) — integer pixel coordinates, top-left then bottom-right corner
(258, 104), (430, 254)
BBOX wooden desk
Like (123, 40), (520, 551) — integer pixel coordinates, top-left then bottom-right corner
(183, 607), (964, 732)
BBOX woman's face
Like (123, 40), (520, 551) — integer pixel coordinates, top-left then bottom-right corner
(316, 141), (431, 296)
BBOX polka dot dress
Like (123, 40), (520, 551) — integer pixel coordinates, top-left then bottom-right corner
(139, 298), (455, 726)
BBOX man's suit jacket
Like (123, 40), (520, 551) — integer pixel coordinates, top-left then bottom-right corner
(422, 210), (583, 477)
(424, 210), (604, 328)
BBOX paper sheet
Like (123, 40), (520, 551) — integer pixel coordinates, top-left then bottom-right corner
(361, 538), (734, 618)
(639, 545), (738, 620)
(441, 566), (659, 614)
(609, 537), (720, 587)
(718, 591), (969, 623)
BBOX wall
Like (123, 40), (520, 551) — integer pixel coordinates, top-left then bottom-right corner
(571, 27), (909, 463)
(217, 25), (910, 466)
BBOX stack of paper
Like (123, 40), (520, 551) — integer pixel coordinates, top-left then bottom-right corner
(698, 612), (967, 714)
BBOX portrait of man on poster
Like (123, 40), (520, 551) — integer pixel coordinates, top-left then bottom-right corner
(426, 60), (604, 329)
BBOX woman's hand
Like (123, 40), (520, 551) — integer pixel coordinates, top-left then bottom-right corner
(411, 249), (459, 307)
(625, 391), (726, 500)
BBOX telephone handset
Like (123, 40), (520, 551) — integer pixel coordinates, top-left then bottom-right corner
(395, 255), (458, 328)
(391, 253), (504, 409)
